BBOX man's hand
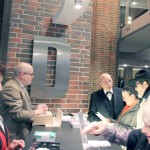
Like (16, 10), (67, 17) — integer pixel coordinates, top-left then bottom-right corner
(37, 103), (48, 111)
(35, 103), (48, 115)
(9, 139), (25, 150)
(81, 122), (107, 135)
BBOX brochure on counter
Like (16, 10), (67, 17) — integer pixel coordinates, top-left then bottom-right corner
(34, 131), (56, 142)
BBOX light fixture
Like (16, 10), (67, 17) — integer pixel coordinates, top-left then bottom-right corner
(123, 64), (127, 67)
(74, 0), (82, 9)
(128, 16), (132, 24)
(131, 1), (137, 5)
(52, 0), (90, 25)
(144, 65), (148, 68)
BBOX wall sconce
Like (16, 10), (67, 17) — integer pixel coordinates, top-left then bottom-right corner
(52, 0), (90, 25)
(74, 0), (82, 9)
(127, 16), (132, 24)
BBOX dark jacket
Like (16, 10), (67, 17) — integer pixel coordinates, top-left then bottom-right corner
(88, 87), (124, 122)
(142, 86), (150, 100)
(127, 129), (150, 150)
(136, 86), (150, 128)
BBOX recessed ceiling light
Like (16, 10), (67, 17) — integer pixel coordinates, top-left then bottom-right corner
(144, 65), (148, 68)
(131, 2), (137, 5)
(74, 0), (82, 9)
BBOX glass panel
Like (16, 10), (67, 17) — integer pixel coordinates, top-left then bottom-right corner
(129, 0), (148, 21)
(120, 0), (149, 28)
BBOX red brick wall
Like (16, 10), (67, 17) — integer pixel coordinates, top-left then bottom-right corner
(5, 0), (93, 114)
(90, 0), (120, 92)
(4, 0), (120, 114)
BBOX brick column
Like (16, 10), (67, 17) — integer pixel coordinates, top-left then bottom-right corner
(124, 66), (133, 85)
(90, 0), (120, 93)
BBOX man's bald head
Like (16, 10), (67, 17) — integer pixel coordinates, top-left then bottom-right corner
(14, 62), (34, 86)
(14, 62), (33, 77)
(100, 73), (113, 91)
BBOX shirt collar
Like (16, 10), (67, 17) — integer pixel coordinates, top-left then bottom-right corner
(14, 78), (25, 88)
(104, 89), (113, 95)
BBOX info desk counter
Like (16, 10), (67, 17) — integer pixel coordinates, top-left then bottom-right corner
(25, 122), (122, 150)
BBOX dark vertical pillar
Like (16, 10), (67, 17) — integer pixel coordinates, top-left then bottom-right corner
(0, 0), (12, 63)
(124, 66), (133, 85)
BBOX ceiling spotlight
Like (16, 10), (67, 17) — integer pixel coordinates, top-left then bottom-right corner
(74, 0), (82, 9)
(131, 2), (137, 5)
(144, 65), (148, 68)
(123, 64), (127, 67)
(128, 16), (132, 24)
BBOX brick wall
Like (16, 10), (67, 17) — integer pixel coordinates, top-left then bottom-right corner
(3, 0), (120, 114)
(90, 0), (120, 93)
(5, 0), (93, 114)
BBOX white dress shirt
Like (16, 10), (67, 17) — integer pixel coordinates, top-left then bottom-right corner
(105, 89), (113, 101)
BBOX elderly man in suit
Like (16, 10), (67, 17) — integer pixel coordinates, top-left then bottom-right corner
(0, 62), (48, 140)
(88, 73), (124, 122)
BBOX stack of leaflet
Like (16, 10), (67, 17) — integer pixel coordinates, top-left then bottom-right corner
(69, 119), (81, 128)
(68, 114), (88, 128)
(78, 110), (111, 149)
(34, 131), (56, 142)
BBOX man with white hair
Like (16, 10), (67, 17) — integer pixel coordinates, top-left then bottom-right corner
(0, 62), (48, 140)
(88, 73), (124, 122)
(127, 69), (150, 128)
(127, 69), (150, 101)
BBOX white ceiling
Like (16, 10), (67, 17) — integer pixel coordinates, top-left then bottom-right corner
(119, 0), (150, 67)
(119, 0), (149, 52)
(120, 0), (148, 8)
(119, 25), (150, 52)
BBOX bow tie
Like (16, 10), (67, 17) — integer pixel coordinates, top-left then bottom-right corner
(106, 91), (112, 95)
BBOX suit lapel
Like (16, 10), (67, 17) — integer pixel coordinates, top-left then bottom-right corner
(101, 89), (110, 108)
(23, 88), (30, 101)
(13, 79), (32, 110)
(112, 89), (117, 107)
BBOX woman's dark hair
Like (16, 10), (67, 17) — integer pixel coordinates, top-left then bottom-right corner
(122, 86), (139, 99)
(0, 64), (5, 76)
(138, 79), (149, 86)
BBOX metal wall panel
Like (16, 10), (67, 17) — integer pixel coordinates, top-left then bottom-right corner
(30, 35), (71, 98)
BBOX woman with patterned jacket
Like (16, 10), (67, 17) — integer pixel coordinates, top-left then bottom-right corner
(81, 98), (150, 150)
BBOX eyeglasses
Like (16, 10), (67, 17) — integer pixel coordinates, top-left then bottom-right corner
(22, 72), (34, 76)
(135, 82), (141, 88)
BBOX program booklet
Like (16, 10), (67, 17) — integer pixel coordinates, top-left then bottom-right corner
(78, 110), (111, 149)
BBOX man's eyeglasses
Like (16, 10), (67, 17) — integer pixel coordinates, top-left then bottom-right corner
(22, 72), (34, 76)
(135, 82), (140, 88)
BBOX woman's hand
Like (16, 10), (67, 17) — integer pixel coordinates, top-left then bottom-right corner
(81, 122), (107, 135)
(9, 139), (25, 150)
